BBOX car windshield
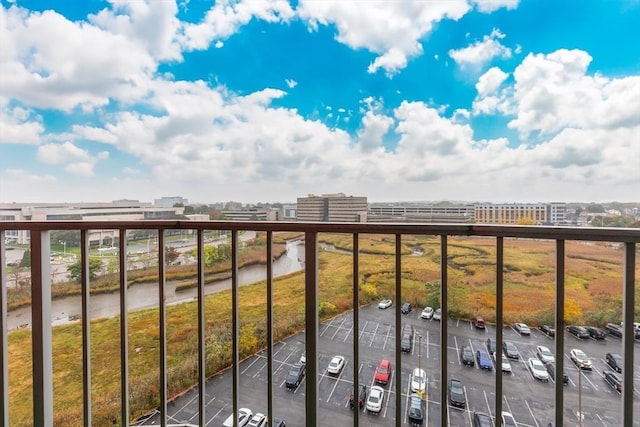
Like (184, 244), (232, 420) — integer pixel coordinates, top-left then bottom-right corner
(505, 343), (516, 350)
(463, 348), (472, 356)
(451, 382), (463, 394)
(613, 355), (622, 364)
(369, 395), (379, 404)
(540, 348), (552, 356)
(289, 368), (299, 376)
(575, 350), (586, 358)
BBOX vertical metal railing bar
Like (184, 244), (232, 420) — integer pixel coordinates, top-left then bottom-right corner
(440, 235), (449, 426)
(231, 230), (240, 427)
(158, 231), (167, 427)
(394, 235), (402, 426)
(80, 229), (92, 425)
(196, 230), (206, 427)
(352, 233), (359, 427)
(0, 230), (8, 427)
(554, 240), (565, 427)
(304, 231), (318, 426)
(495, 237), (503, 426)
(119, 229), (129, 426)
(266, 231), (274, 425)
(621, 242), (635, 427)
(31, 229), (53, 426)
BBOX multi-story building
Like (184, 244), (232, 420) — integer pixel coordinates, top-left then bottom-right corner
(368, 203), (474, 223)
(153, 196), (188, 207)
(296, 193), (367, 222)
(221, 208), (281, 221)
(474, 202), (567, 225)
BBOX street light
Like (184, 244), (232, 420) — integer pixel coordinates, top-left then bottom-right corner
(59, 240), (66, 256)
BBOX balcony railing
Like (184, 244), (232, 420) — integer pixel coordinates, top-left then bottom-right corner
(0, 221), (638, 427)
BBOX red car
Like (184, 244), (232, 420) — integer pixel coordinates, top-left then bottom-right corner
(374, 359), (392, 385)
(472, 316), (485, 329)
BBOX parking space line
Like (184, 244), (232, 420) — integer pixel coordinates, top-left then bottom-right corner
(370, 323), (379, 347)
(464, 386), (472, 425)
(320, 316), (336, 337)
(403, 373), (411, 424)
(454, 336), (460, 365)
(331, 316), (347, 339)
(426, 331), (430, 359)
(524, 400), (540, 427)
(343, 323), (353, 342)
(359, 320), (369, 339)
(241, 355), (262, 375)
(204, 402), (227, 426)
(382, 370), (394, 418)
(383, 325), (392, 350)
(483, 390), (494, 423)
(325, 362), (346, 402)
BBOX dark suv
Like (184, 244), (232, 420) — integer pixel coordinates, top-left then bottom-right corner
(401, 303), (412, 314)
(460, 345), (475, 367)
(567, 325), (590, 339)
(473, 411), (493, 427)
(400, 324), (414, 353)
(583, 326), (606, 340)
(485, 338), (496, 355)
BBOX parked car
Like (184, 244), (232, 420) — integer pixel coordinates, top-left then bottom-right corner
(606, 352), (623, 373)
(349, 385), (367, 410)
(401, 302), (412, 314)
(366, 385), (385, 413)
(603, 370), (622, 393)
(407, 393), (424, 425)
(503, 341), (520, 359)
(544, 362), (569, 385)
(327, 355), (345, 375)
(460, 345), (475, 367)
(567, 325), (590, 339)
(411, 368), (426, 393)
(223, 408), (252, 427)
(299, 353), (306, 365)
(374, 359), (392, 385)
(433, 308), (441, 321)
(513, 322), (531, 335)
(570, 348), (592, 370)
(448, 378), (466, 408)
(493, 352), (512, 373)
(528, 357), (550, 381)
(536, 345), (555, 364)
(401, 324), (414, 353)
(246, 413), (267, 427)
(501, 411), (518, 427)
(378, 299), (392, 309)
(472, 316), (486, 329)
(285, 364), (305, 389)
(420, 306), (434, 319)
(605, 323), (623, 337)
(476, 349), (493, 371)
(473, 411), (493, 427)
(272, 419), (286, 427)
(583, 326), (606, 340)
(539, 324), (556, 337)
(485, 338), (496, 355)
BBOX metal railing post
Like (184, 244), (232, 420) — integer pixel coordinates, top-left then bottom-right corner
(352, 233), (359, 427)
(304, 231), (318, 426)
(158, 231), (167, 427)
(31, 229), (53, 426)
(231, 230), (240, 427)
(119, 229), (129, 426)
(197, 230), (206, 427)
(621, 242), (635, 427)
(440, 235), (448, 426)
(395, 235), (402, 425)
(554, 240), (565, 427)
(80, 229), (92, 425)
(0, 231), (8, 427)
(495, 237), (503, 425)
(266, 231), (274, 425)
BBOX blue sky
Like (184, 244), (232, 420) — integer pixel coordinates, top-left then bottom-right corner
(0, 0), (638, 204)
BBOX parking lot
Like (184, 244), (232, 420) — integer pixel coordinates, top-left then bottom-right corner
(138, 304), (640, 426)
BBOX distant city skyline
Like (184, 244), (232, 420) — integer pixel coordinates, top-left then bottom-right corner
(1, 0), (638, 204)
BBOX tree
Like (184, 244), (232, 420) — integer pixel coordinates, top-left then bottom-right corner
(50, 230), (80, 248)
(19, 250), (31, 268)
(165, 246), (180, 265)
(67, 258), (103, 283)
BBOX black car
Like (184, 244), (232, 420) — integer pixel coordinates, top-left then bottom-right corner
(605, 323), (623, 337)
(603, 370), (622, 393)
(401, 303), (412, 314)
(544, 362), (569, 385)
(448, 378), (466, 408)
(407, 393), (424, 425)
(539, 324), (556, 337)
(583, 326), (606, 340)
(567, 325), (590, 339)
(285, 364), (305, 389)
(473, 411), (493, 427)
(502, 341), (520, 359)
(485, 338), (496, 355)
(606, 352), (623, 373)
(460, 345), (475, 367)
(273, 419), (286, 427)
(400, 324), (414, 353)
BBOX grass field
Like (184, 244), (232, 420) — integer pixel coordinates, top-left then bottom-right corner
(6, 234), (638, 425)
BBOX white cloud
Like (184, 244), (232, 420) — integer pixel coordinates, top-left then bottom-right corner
(65, 162), (95, 177)
(449, 28), (511, 69)
(472, 66), (512, 115)
(475, 66), (509, 96)
(472, 0), (520, 13)
(297, 0), (470, 76)
(0, 103), (44, 144)
(285, 78), (297, 89)
(37, 141), (91, 165)
(357, 110), (393, 153)
(507, 49), (640, 137)
(215, 40), (224, 48)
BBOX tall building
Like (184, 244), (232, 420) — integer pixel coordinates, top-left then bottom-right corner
(296, 193), (367, 222)
(154, 196), (188, 207)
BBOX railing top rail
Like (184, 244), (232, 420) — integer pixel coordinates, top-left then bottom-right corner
(1, 220), (639, 243)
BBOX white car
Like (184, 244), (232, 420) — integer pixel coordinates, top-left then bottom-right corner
(513, 322), (531, 335)
(411, 367), (426, 392)
(528, 357), (549, 381)
(327, 355), (345, 375)
(501, 411), (518, 427)
(299, 354), (306, 365)
(421, 307), (434, 319)
(493, 352), (512, 373)
(246, 413), (267, 427)
(570, 348), (592, 370)
(378, 299), (392, 309)
(433, 308), (442, 321)
(366, 385), (385, 413)
(223, 408), (253, 427)
(536, 345), (555, 364)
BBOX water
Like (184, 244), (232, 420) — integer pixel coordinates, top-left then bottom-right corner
(7, 240), (304, 330)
